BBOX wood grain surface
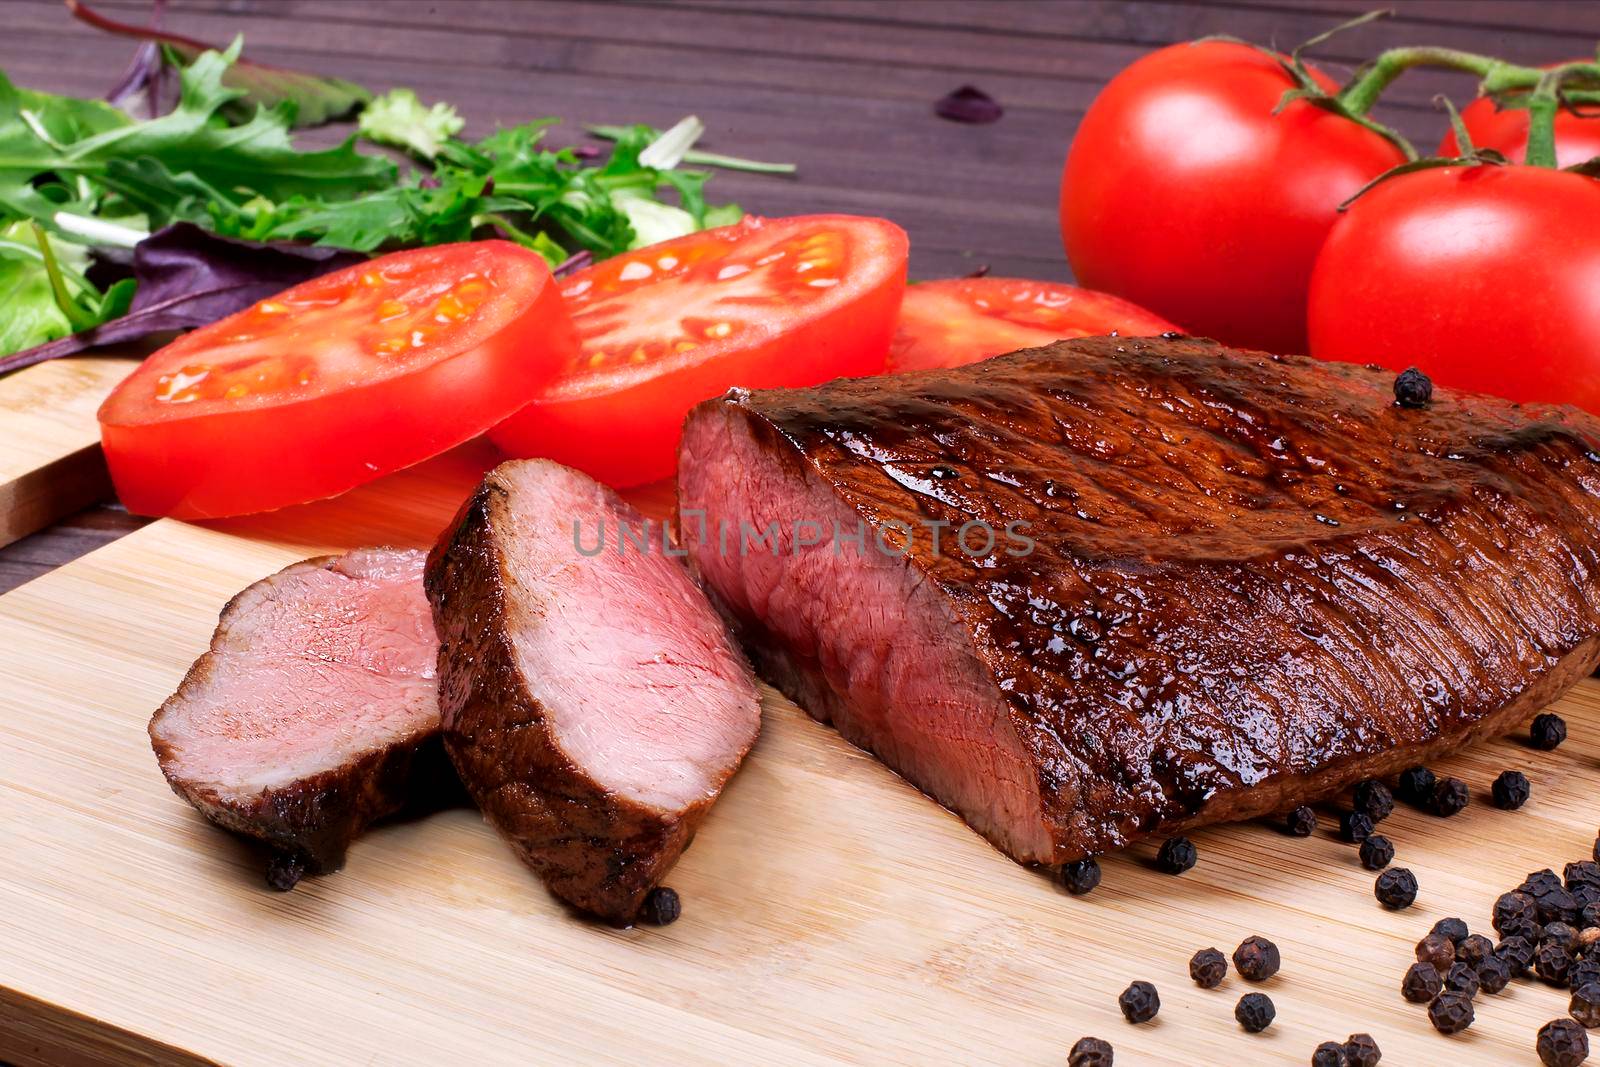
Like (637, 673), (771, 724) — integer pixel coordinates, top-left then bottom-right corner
(1, 446), (1599, 1066)
(5, 0), (1600, 585)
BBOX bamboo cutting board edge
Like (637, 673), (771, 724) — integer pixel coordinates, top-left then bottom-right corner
(1, 454), (1599, 1066)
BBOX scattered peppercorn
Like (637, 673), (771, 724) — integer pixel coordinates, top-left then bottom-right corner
(1537, 1018), (1590, 1067)
(1430, 777), (1470, 818)
(1577, 887), (1600, 911)
(1118, 980), (1160, 1024)
(1069, 1036), (1114, 1067)
(1498, 892), (1541, 935)
(1417, 933), (1456, 973)
(1313, 1041), (1348, 1067)
(1572, 983), (1600, 1029)
(265, 850), (305, 892)
(1396, 765), (1436, 806)
(1235, 991), (1276, 1033)
(1353, 779), (1395, 823)
(639, 886), (681, 926)
(1376, 868), (1419, 910)
(1457, 933), (1495, 967)
(1593, 836), (1599, 864)
(1429, 991), (1475, 1034)
(1190, 947), (1228, 989)
(1538, 941), (1576, 987)
(1531, 713), (1569, 751)
(1572, 959), (1600, 992)
(1343, 1033), (1381, 1067)
(1393, 367), (1433, 409)
(1360, 834), (1395, 871)
(1443, 962), (1481, 999)
(1538, 885), (1582, 925)
(1340, 811), (1375, 844)
(1156, 836), (1198, 875)
(1433, 917), (1470, 944)
(1493, 770), (1532, 810)
(1566, 861), (1600, 889)
(1527, 870), (1568, 896)
(1545, 922), (1580, 952)
(1477, 953), (1512, 994)
(1402, 961), (1444, 1003)
(1286, 806), (1319, 837)
(1497, 935), (1537, 976)
(1234, 936), (1282, 981)
(1061, 858), (1102, 895)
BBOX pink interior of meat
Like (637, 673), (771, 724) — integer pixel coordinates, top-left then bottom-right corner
(494, 461), (760, 813)
(151, 548), (439, 798)
(678, 408), (1051, 861)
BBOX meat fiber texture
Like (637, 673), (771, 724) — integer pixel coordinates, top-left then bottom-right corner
(150, 548), (441, 878)
(426, 459), (761, 925)
(677, 335), (1600, 867)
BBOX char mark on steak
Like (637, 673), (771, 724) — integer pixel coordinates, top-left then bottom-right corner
(150, 548), (441, 884)
(426, 459), (761, 925)
(677, 335), (1600, 866)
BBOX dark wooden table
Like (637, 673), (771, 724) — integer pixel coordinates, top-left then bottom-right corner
(3, 0), (1597, 594)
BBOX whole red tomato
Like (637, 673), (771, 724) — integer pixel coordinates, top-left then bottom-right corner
(1307, 164), (1600, 414)
(1060, 41), (1407, 355)
(1440, 94), (1600, 168)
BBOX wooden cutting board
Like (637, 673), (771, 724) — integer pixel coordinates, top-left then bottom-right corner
(0, 356), (138, 548)
(1, 447), (1597, 1067)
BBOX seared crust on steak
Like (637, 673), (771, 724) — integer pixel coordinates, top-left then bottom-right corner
(678, 336), (1600, 866)
(426, 460), (760, 925)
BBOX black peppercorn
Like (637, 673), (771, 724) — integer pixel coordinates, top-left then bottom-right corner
(1433, 917), (1470, 944)
(1118, 980), (1159, 1024)
(1496, 891), (1540, 934)
(1190, 947), (1228, 988)
(1593, 835), (1599, 864)
(1572, 983), (1600, 1029)
(1428, 991), (1475, 1034)
(1497, 935), (1537, 976)
(1576, 886), (1600, 911)
(1061, 858), (1102, 895)
(1340, 811), (1375, 844)
(1527, 870), (1568, 896)
(1394, 367), (1433, 409)
(1538, 941), (1576, 986)
(1476, 953), (1512, 995)
(1457, 933), (1495, 967)
(1396, 765), (1436, 805)
(1359, 834), (1394, 871)
(1538, 885), (1582, 925)
(1402, 961), (1444, 1003)
(1429, 777), (1470, 817)
(265, 850), (305, 892)
(1285, 805), (1319, 837)
(1568, 861), (1600, 891)
(1537, 1018), (1590, 1067)
(1545, 922), (1580, 952)
(1443, 962), (1480, 999)
(1571, 958), (1600, 992)
(1234, 936), (1282, 981)
(1235, 991), (1276, 1033)
(1417, 933), (1456, 973)
(1531, 713), (1568, 751)
(1353, 779), (1395, 823)
(1312, 1041), (1348, 1067)
(1375, 867), (1418, 909)
(1069, 1036), (1114, 1067)
(1343, 1033), (1381, 1067)
(1156, 836), (1198, 875)
(639, 886), (681, 926)
(1493, 770), (1532, 810)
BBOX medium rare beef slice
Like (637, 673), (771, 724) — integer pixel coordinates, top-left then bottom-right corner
(150, 548), (440, 884)
(677, 336), (1600, 866)
(426, 459), (761, 925)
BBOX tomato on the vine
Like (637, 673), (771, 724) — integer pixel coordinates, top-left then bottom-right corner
(1060, 41), (1407, 355)
(1441, 85), (1600, 167)
(1307, 164), (1600, 414)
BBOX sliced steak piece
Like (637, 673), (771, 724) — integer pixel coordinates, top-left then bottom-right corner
(678, 336), (1600, 867)
(426, 459), (760, 925)
(150, 548), (441, 886)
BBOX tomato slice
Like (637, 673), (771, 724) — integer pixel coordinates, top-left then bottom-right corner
(887, 277), (1181, 373)
(99, 241), (577, 519)
(489, 214), (908, 486)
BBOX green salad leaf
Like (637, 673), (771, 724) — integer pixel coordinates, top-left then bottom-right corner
(359, 88), (465, 160)
(0, 221), (132, 354)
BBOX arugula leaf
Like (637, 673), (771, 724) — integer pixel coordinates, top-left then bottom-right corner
(359, 88), (465, 160)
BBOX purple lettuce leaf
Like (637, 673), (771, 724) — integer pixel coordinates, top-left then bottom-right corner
(0, 223), (364, 376)
(934, 85), (1004, 124)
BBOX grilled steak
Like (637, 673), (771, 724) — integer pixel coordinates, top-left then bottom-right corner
(678, 336), (1600, 866)
(426, 459), (761, 924)
(150, 548), (441, 886)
